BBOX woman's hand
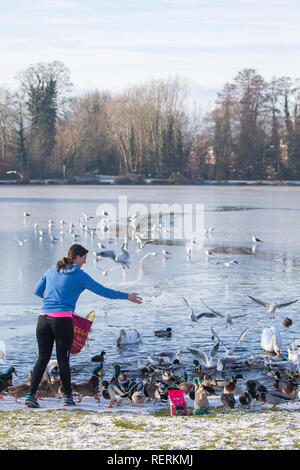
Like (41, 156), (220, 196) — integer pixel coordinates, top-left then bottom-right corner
(128, 292), (143, 304)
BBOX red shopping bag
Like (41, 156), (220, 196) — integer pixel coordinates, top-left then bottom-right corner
(71, 310), (95, 354)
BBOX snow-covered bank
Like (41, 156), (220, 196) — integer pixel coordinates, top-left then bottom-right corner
(1, 396), (300, 450)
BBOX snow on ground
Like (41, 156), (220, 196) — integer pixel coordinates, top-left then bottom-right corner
(1, 395), (300, 450)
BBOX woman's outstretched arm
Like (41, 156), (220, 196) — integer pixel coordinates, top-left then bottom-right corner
(82, 272), (142, 303)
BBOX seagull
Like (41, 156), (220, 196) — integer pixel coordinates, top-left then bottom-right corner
(133, 233), (153, 250)
(50, 235), (59, 242)
(23, 212), (30, 217)
(201, 299), (247, 328)
(252, 235), (263, 244)
(7, 170), (23, 179)
(211, 327), (249, 358)
(97, 242), (107, 250)
(188, 342), (220, 368)
(14, 237), (28, 246)
(161, 249), (172, 258)
(39, 230), (46, 238)
(248, 295), (298, 320)
(183, 297), (220, 326)
(214, 260), (240, 267)
(98, 242), (131, 269)
(186, 242), (192, 258)
(205, 249), (214, 258)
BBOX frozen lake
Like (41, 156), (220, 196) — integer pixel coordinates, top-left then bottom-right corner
(0, 184), (299, 385)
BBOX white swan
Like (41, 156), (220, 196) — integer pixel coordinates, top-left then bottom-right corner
(116, 328), (142, 346)
(260, 326), (282, 357)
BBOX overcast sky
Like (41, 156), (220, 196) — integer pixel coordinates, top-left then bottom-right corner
(1, 0), (299, 109)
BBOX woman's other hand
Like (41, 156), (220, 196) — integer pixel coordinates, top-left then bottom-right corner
(128, 293), (142, 304)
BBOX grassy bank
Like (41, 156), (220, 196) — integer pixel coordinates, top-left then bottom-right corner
(1, 407), (300, 450)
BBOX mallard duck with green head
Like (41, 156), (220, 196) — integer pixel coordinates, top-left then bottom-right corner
(178, 372), (194, 396)
(256, 385), (292, 408)
(0, 367), (17, 382)
(101, 365), (127, 408)
(71, 366), (102, 403)
(281, 375), (298, 400)
(154, 327), (172, 338)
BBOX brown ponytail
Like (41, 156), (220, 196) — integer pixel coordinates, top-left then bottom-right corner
(57, 244), (89, 272)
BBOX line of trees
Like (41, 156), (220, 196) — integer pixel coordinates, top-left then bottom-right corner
(0, 62), (299, 182)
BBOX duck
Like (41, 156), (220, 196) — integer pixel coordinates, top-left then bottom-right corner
(0, 378), (11, 398)
(202, 375), (225, 392)
(0, 367), (17, 382)
(283, 317), (293, 328)
(34, 371), (53, 398)
(178, 372), (194, 396)
(116, 329), (142, 346)
(162, 370), (176, 385)
(103, 365), (127, 408)
(143, 377), (161, 404)
(260, 326), (282, 357)
(239, 391), (252, 409)
(49, 376), (62, 399)
(154, 327), (172, 338)
(128, 382), (146, 407)
(223, 374), (243, 394)
(100, 381), (112, 402)
(273, 371), (286, 393)
(6, 383), (31, 402)
(281, 375), (297, 400)
(245, 379), (262, 401)
(193, 377), (209, 414)
(71, 366), (102, 403)
(221, 392), (236, 409)
(256, 385), (292, 408)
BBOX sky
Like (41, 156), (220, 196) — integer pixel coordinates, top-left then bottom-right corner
(1, 0), (300, 110)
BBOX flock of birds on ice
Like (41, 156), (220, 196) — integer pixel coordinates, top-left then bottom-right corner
(1, 209), (300, 413)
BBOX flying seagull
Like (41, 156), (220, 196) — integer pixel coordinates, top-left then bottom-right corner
(98, 242), (131, 269)
(14, 237), (28, 246)
(201, 299), (247, 328)
(248, 295), (298, 319)
(188, 341), (220, 368)
(183, 297), (221, 326)
(211, 326), (249, 371)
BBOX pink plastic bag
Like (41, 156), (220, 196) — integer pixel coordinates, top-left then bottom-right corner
(168, 389), (188, 416)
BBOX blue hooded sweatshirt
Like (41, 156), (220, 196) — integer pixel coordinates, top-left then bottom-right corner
(34, 264), (128, 313)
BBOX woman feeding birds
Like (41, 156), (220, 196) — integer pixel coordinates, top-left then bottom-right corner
(25, 244), (142, 408)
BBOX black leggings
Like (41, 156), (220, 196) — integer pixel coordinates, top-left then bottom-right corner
(30, 315), (74, 396)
